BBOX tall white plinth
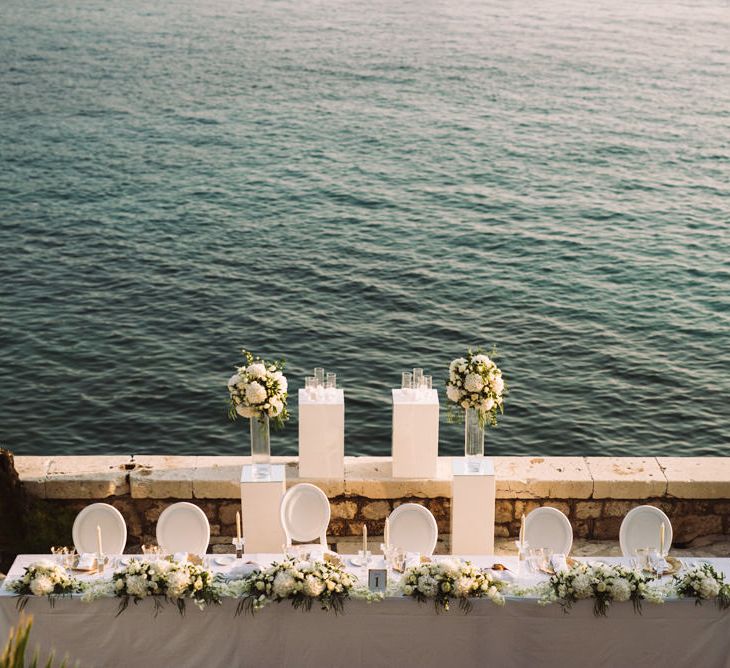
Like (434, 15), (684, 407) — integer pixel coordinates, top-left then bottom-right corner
(240, 464), (286, 553)
(451, 457), (495, 555)
(298, 389), (345, 479)
(391, 388), (439, 478)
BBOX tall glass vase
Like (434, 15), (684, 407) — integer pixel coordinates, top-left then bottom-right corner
(250, 414), (271, 480)
(464, 407), (485, 472)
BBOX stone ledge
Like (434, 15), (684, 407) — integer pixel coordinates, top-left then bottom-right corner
(13, 454), (729, 502)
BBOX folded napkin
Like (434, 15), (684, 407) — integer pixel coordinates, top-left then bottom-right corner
(173, 552), (188, 564)
(405, 552), (421, 569)
(76, 553), (97, 571)
(551, 554), (569, 573)
(225, 563), (259, 580)
(649, 553), (670, 573)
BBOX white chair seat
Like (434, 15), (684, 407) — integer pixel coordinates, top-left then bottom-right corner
(280, 483), (330, 548)
(524, 507), (573, 555)
(156, 502), (210, 554)
(619, 505), (673, 557)
(387, 503), (438, 556)
(72, 503), (127, 554)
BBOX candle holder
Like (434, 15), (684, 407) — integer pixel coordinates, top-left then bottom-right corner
(357, 550), (372, 567)
(232, 538), (244, 559)
(515, 540), (530, 576)
(95, 552), (106, 574)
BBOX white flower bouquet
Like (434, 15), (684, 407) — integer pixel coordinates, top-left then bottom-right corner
(541, 561), (658, 616)
(113, 559), (221, 616)
(673, 563), (730, 609)
(400, 559), (505, 613)
(446, 349), (505, 427)
(235, 558), (358, 615)
(8, 560), (83, 610)
(227, 349), (289, 427)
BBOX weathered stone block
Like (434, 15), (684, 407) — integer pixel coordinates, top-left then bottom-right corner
(46, 456), (131, 499)
(344, 457), (451, 499)
(494, 457), (592, 499)
(130, 456), (197, 499)
(219, 501), (242, 526)
(361, 500), (390, 519)
(193, 457), (248, 499)
(494, 525), (510, 538)
(495, 500), (513, 523)
(575, 501), (602, 520)
(593, 517), (623, 540)
(330, 500), (358, 520)
(587, 457), (667, 499)
(514, 500), (542, 518)
(672, 515), (723, 544)
(602, 501), (636, 518)
(659, 458), (730, 499)
(543, 501), (571, 516)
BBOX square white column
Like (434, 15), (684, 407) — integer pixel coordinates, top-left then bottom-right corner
(298, 388), (345, 479)
(450, 457), (495, 555)
(240, 464), (286, 553)
(391, 388), (439, 478)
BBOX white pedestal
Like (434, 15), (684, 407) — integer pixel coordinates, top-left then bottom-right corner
(391, 388), (439, 478)
(298, 389), (345, 479)
(450, 457), (495, 555)
(240, 464), (286, 553)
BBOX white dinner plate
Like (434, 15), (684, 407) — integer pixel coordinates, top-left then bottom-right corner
(524, 507), (573, 555)
(619, 505), (673, 557)
(388, 504), (438, 556)
(72, 503), (127, 555)
(214, 555), (236, 566)
(156, 502), (210, 555)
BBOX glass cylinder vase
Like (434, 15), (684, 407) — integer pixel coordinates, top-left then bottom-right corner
(250, 414), (271, 480)
(464, 407), (485, 472)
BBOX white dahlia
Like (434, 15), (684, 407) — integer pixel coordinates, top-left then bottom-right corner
(30, 575), (55, 597)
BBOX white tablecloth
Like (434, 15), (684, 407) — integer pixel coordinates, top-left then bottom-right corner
(3, 555), (730, 668)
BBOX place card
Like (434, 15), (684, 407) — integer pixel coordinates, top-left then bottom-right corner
(368, 569), (387, 593)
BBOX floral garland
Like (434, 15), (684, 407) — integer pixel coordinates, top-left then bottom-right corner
(540, 561), (660, 616)
(673, 563), (730, 610)
(112, 559), (221, 616)
(8, 560), (83, 610)
(446, 349), (506, 427)
(235, 558), (358, 615)
(227, 350), (289, 427)
(400, 559), (505, 613)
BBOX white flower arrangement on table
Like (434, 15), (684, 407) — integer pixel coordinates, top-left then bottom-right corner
(673, 563), (730, 610)
(446, 349), (506, 427)
(227, 349), (289, 427)
(8, 560), (83, 610)
(112, 559), (221, 616)
(235, 558), (359, 616)
(400, 559), (505, 613)
(540, 561), (659, 617)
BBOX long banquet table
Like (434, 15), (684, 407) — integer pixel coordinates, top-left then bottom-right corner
(2, 554), (730, 668)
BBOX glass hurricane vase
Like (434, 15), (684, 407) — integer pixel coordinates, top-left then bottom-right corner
(250, 414), (271, 480)
(464, 407), (485, 472)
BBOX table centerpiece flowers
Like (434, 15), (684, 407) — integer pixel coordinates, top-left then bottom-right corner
(234, 557), (358, 615)
(446, 349), (506, 469)
(399, 559), (505, 613)
(540, 561), (660, 617)
(673, 563), (730, 609)
(111, 558), (221, 616)
(8, 560), (83, 610)
(227, 349), (289, 479)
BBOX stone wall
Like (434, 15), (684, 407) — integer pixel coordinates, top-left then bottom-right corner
(8, 454), (730, 554)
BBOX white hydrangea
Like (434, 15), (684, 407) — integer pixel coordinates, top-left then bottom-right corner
(449, 358), (466, 372)
(272, 572), (296, 598)
(480, 397), (495, 412)
(246, 363), (267, 379)
(268, 397), (283, 417)
(416, 575), (438, 598)
(303, 575), (325, 597)
(463, 373), (484, 393)
(454, 576), (474, 598)
(235, 405), (255, 418)
(272, 371), (288, 393)
(125, 575), (150, 598)
(30, 575), (55, 597)
(472, 354), (491, 365)
(609, 578), (631, 602)
(245, 381), (267, 404)
(446, 385), (462, 402)
(152, 560), (173, 577)
(227, 373), (241, 390)
(166, 571), (191, 599)
(572, 574), (593, 599)
(699, 576), (721, 599)
(439, 559), (461, 579)
(492, 376), (504, 395)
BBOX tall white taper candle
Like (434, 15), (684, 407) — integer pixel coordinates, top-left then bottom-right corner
(236, 511), (242, 541)
(96, 525), (103, 555)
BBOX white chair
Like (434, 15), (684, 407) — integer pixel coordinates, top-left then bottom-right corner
(524, 507), (573, 555)
(156, 502), (210, 554)
(72, 503), (127, 554)
(280, 483), (330, 548)
(387, 503), (438, 556)
(619, 505), (673, 557)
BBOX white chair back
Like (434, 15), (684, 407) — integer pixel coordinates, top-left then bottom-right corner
(156, 502), (210, 554)
(524, 507), (573, 555)
(387, 503), (438, 556)
(619, 505), (673, 557)
(280, 483), (330, 547)
(72, 503), (127, 554)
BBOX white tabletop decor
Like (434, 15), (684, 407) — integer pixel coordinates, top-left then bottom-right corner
(227, 349), (289, 479)
(446, 349), (506, 470)
(540, 561), (660, 616)
(234, 557), (358, 615)
(7, 560), (82, 610)
(399, 559), (505, 613)
(674, 563), (730, 609)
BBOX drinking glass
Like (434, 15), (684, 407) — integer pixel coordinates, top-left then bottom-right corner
(401, 372), (413, 389)
(326, 372), (337, 389)
(305, 376), (317, 399)
(413, 368), (424, 388)
(424, 375), (432, 390)
(314, 368), (325, 384)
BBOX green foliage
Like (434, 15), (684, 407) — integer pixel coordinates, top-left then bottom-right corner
(0, 614), (71, 668)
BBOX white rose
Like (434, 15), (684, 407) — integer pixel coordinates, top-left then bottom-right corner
(572, 574), (592, 599)
(115, 578), (125, 591)
(446, 385), (462, 403)
(30, 575), (55, 597)
(246, 363), (267, 379)
(610, 578), (631, 602)
(416, 575), (438, 598)
(460, 399), (471, 409)
(236, 405), (255, 418)
(152, 560), (172, 576)
(454, 576), (473, 598)
(227, 373), (242, 390)
(125, 575), (149, 598)
(272, 572), (296, 598)
(245, 381), (267, 404)
(403, 584), (414, 596)
(302, 574), (325, 597)
(481, 397), (495, 412)
(463, 373), (484, 393)
(699, 576), (721, 599)
(449, 358), (466, 372)
(166, 571), (191, 599)
(492, 376), (504, 394)
(268, 397), (283, 417)
(272, 371), (288, 393)
(439, 559), (461, 579)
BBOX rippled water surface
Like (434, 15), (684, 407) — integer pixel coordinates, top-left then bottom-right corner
(1, 0), (729, 457)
